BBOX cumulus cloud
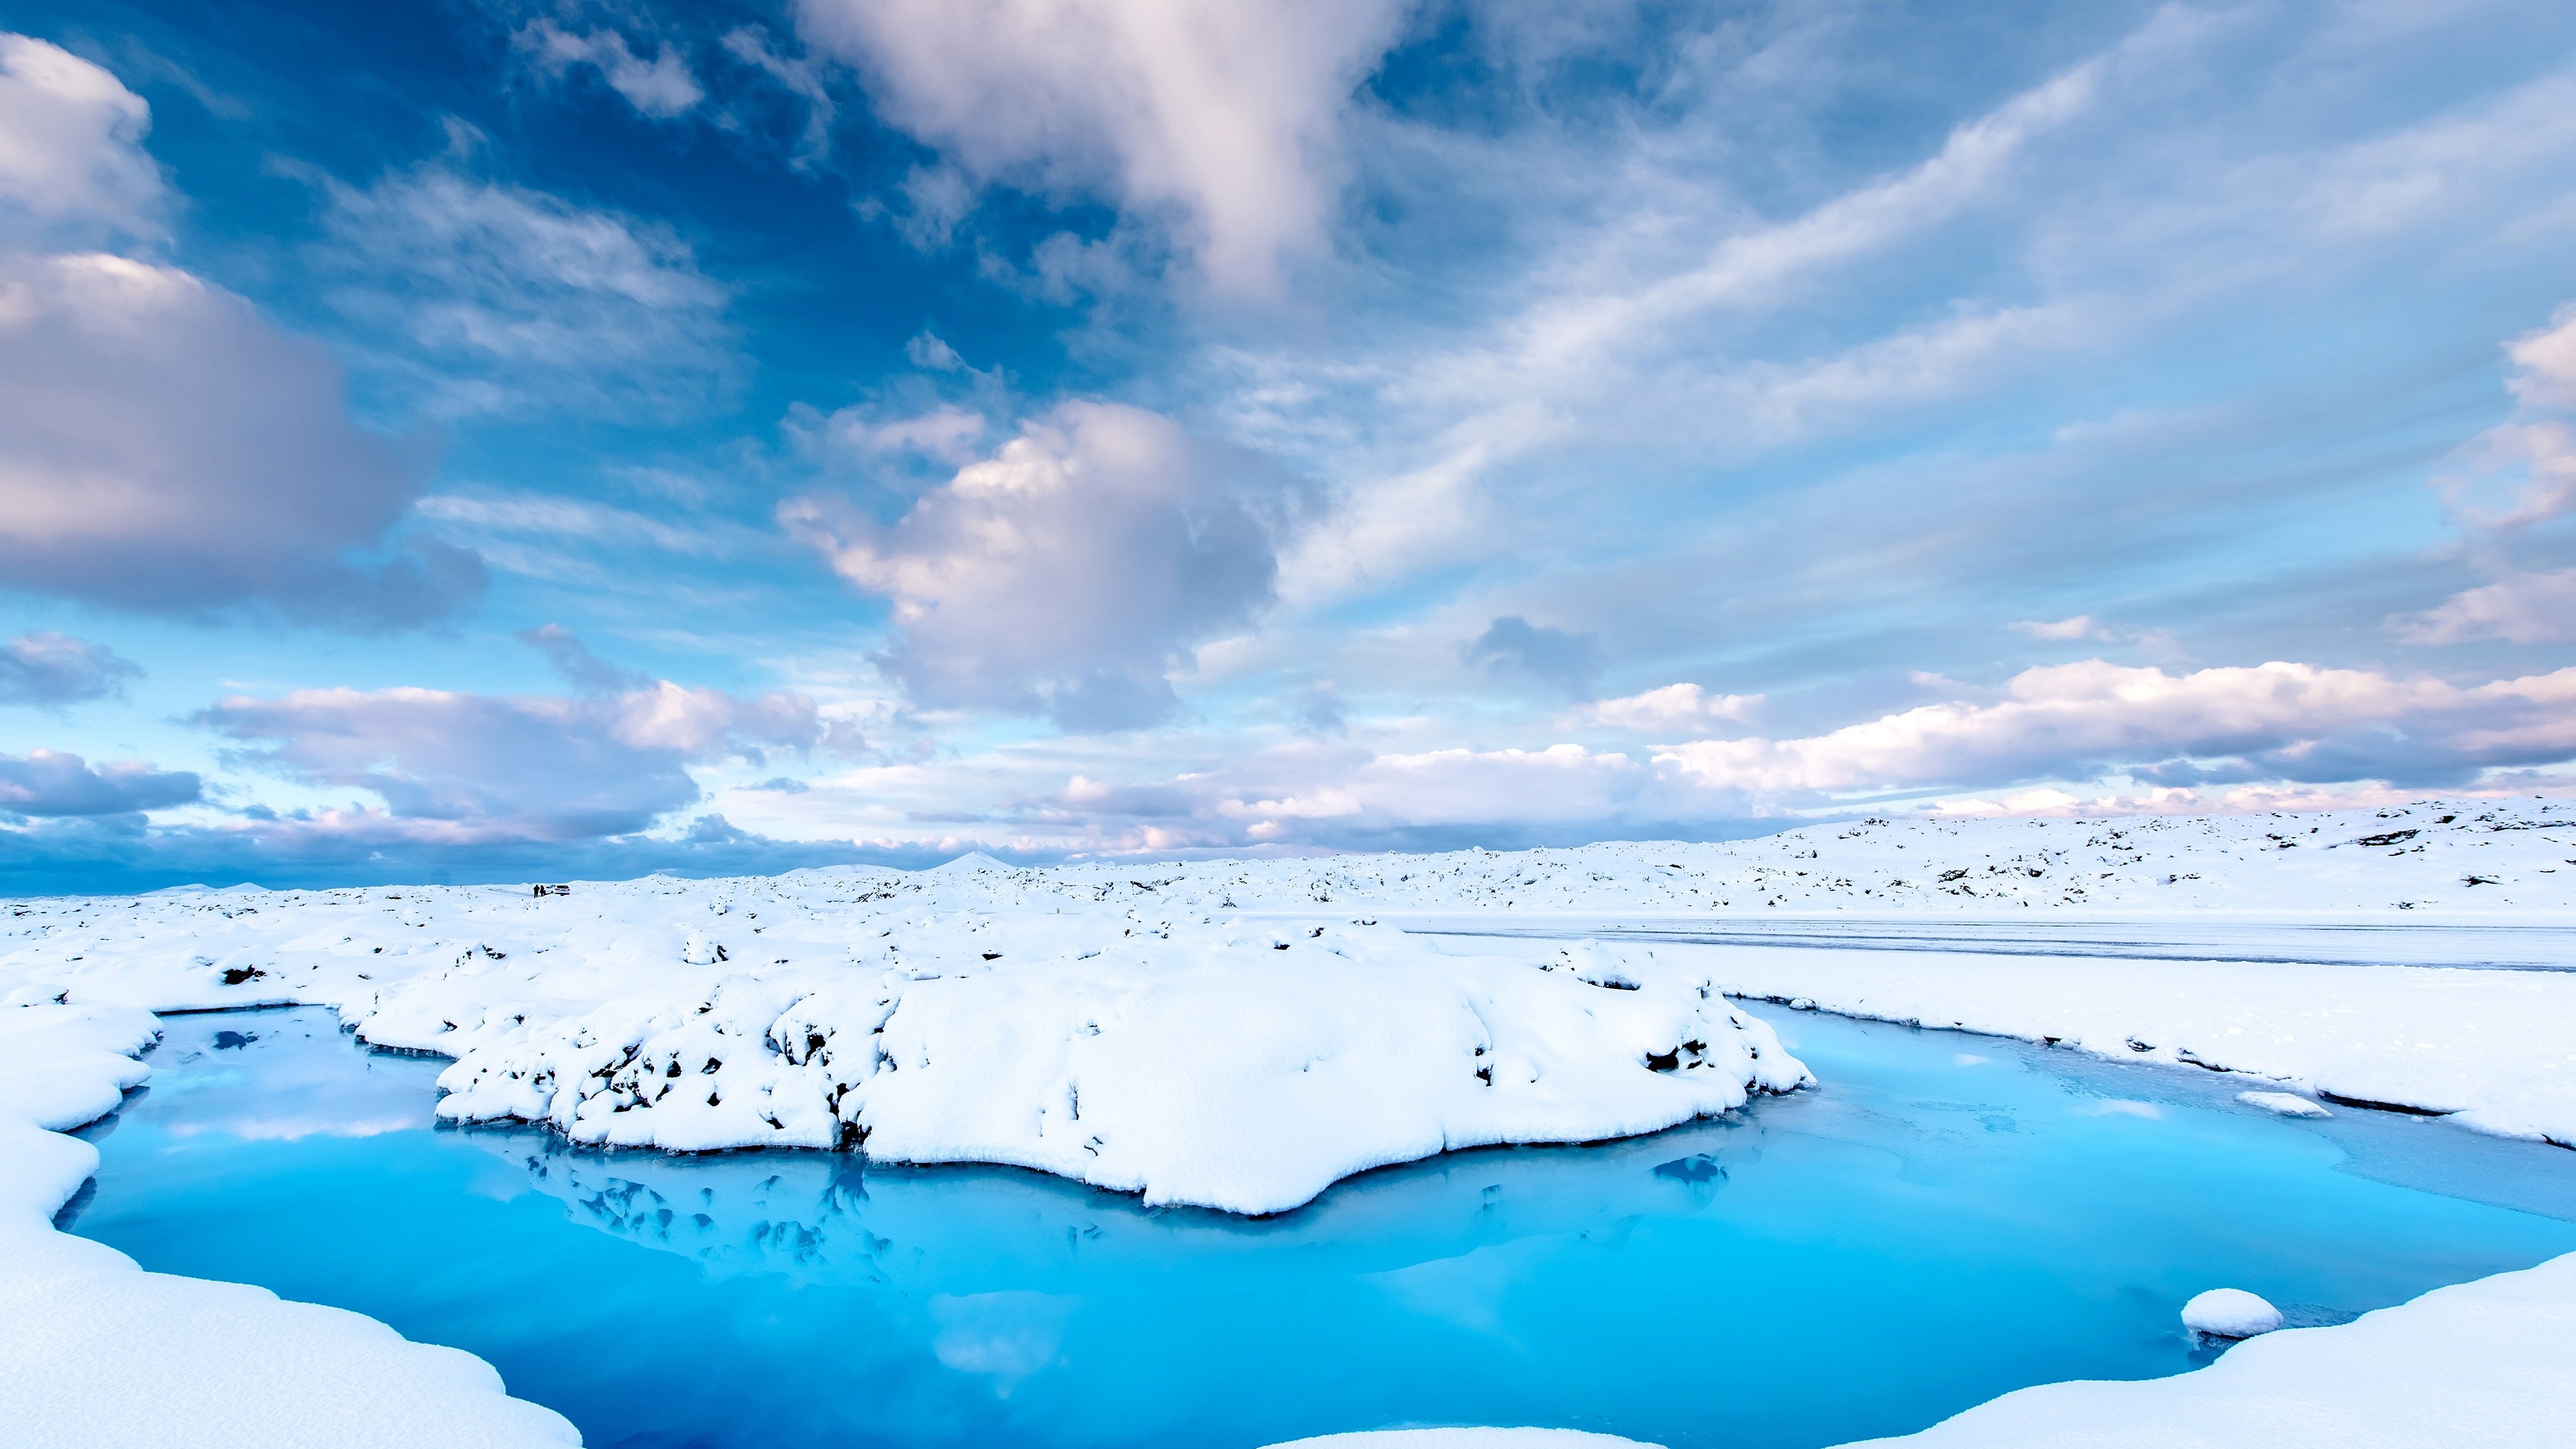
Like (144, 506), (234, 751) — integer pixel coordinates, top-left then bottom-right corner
(783, 401), (1302, 731)
(1656, 659), (2576, 796)
(0, 34), (162, 243)
(0, 36), (474, 625)
(314, 159), (735, 417)
(0, 251), (476, 622)
(197, 676), (851, 842)
(1587, 682), (1760, 734)
(0, 749), (198, 816)
(516, 19), (703, 117)
(0, 631), (140, 706)
(1465, 616), (1603, 697)
(794, 0), (1409, 290)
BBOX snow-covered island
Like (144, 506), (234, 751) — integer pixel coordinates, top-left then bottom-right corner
(6, 798), (2574, 1446)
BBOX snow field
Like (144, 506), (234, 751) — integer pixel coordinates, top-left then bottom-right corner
(3, 796), (2574, 1446)
(1684, 944), (2576, 1146)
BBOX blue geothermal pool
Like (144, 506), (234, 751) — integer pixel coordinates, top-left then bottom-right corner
(58, 1005), (2576, 1448)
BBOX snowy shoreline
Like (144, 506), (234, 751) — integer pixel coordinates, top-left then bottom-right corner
(7, 798), (2575, 1446)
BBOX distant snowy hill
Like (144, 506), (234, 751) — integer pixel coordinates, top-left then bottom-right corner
(1050, 798), (2576, 916)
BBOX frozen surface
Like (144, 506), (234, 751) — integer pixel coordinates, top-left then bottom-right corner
(58, 1008), (2576, 1449)
(0, 1004), (574, 1449)
(1266, 1434), (1660, 1448)
(2180, 1289), (2282, 1337)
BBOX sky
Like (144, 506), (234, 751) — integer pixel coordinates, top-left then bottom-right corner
(3, 0), (2575, 892)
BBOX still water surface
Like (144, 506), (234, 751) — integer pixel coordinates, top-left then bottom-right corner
(60, 1006), (2576, 1449)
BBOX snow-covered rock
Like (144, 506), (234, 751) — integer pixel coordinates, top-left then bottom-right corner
(2182, 1288), (2284, 1338)
(0, 1004), (575, 1449)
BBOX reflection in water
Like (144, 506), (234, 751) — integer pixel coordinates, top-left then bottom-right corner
(62, 1007), (2576, 1449)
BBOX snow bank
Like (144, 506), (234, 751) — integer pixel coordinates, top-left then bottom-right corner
(1686, 945), (2576, 1146)
(0, 1004), (577, 1449)
(1836, 1251), (2576, 1447)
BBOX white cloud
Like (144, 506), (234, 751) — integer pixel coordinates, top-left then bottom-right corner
(786, 400), (988, 466)
(1587, 682), (1761, 734)
(2508, 305), (2576, 411)
(0, 749), (197, 816)
(198, 676), (847, 843)
(1655, 659), (2576, 797)
(0, 34), (474, 624)
(783, 401), (1303, 729)
(794, 0), (1409, 291)
(517, 19), (704, 118)
(2403, 303), (2576, 644)
(0, 34), (162, 243)
(0, 251), (474, 621)
(2010, 614), (2103, 641)
(720, 25), (839, 164)
(1214, 743), (1656, 830)
(2397, 568), (2576, 646)
(315, 160), (735, 417)
(0, 631), (139, 706)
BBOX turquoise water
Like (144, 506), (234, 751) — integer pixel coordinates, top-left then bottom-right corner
(60, 1006), (2576, 1449)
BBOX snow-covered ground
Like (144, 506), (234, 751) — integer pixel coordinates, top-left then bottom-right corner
(0, 862), (1805, 1214)
(5, 796), (2574, 1446)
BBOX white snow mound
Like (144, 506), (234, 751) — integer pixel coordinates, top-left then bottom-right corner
(2182, 1287), (2285, 1338)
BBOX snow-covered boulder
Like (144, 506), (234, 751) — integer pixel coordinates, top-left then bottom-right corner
(2182, 1287), (2284, 1338)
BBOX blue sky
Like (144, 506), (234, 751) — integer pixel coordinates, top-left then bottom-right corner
(3, 0), (2575, 891)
